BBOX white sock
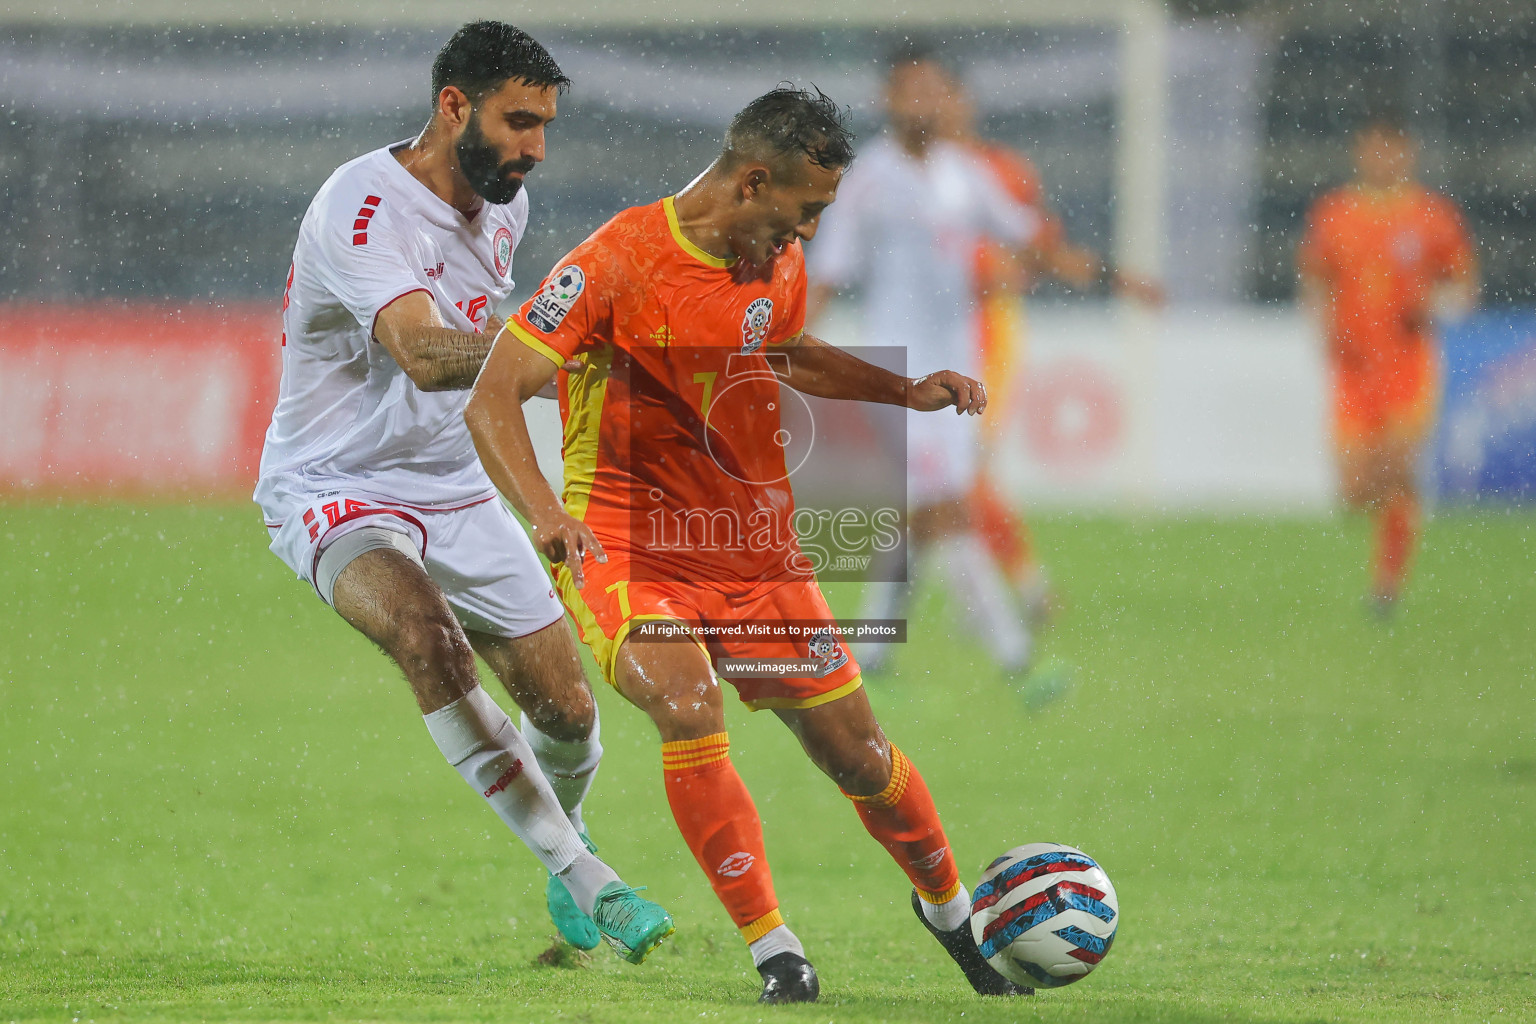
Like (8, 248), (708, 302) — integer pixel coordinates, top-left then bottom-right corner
(556, 851), (621, 917)
(748, 924), (806, 967)
(423, 686), (592, 877)
(520, 708), (602, 834)
(920, 881), (972, 933)
(855, 545), (914, 671)
(936, 534), (1032, 671)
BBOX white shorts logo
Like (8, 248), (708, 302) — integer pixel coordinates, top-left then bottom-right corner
(740, 297), (773, 353)
(527, 264), (586, 333)
(717, 851), (756, 877)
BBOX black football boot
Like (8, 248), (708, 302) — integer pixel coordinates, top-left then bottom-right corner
(911, 889), (1033, 997)
(757, 951), (820, 1003)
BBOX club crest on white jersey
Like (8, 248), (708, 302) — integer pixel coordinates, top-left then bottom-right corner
(528, 264), (586, 332)
(493, 226), (514, 277)
(740, 297), (773, 353)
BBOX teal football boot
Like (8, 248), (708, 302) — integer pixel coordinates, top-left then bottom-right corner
(546, 832), (602, 950)
(592, 882), (675, 964)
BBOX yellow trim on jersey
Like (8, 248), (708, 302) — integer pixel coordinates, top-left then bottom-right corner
(664, 195), (735, 269)
(560, 346), (614, 522)
(740, 674), (864, 712)
(506, 317), (566, 369)
(553, 563), (618, 682)
(552, 569), (702, 688)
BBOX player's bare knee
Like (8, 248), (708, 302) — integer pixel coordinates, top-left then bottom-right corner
(523, 687), (595, 742)
(639, 678), (724, 741)
(390, 610), (477, 689)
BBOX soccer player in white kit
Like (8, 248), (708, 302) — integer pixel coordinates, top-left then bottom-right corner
(254, 21), (673, 965)
(807, 43), (1042, 678)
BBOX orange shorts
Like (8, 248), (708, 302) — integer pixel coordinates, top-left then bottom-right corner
(1332, 341), (1440, 447)
(553, 555), (863, 711)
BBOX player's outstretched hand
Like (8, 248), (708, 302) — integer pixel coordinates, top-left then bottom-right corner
(529, 511), (607, 588)
(908, 371), (988, 416)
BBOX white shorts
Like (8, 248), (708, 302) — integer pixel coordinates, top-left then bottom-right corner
(264, 491), (564, 639)
(907, 408), (981, 506)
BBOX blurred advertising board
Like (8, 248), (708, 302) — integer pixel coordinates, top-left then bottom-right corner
(815, 302), (1335, 513)
(1439, 311), (1536, 502)
(0, 305), (279, 497)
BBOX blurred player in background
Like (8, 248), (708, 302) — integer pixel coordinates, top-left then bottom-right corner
(950, 81), (1163, 633)
(807, 43), (1043, 680)
(467, 87), (1030, 1003)
(1298, 118), (1477, 613)
(253, 22), (673, 963)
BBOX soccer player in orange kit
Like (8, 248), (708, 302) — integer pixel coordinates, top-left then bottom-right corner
(1298, 119), (1477, 612)
(464, 87), (1032, 1003)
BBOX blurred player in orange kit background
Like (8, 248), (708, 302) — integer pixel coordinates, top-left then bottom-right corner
(948, 78), (1163, 634)
(807, 44), (1044, 682)
(1298, 118), (1477, 613)
(808, 44), (1157, 692)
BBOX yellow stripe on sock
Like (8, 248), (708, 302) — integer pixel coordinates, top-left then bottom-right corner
(739, 908), (785, 944)
(662, 732), (731, 753)
(663, 750), (730, 771)
(843, 745), (911, 809)
(917, 878), (963, 904)
(662, 732), (730, 771)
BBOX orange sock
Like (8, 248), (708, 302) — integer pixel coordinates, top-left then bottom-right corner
(661, 733), (782, 941)
(973, 477), (1035, 584)
(844, 745), (961, 903)
(1373, 496), (1418, 598)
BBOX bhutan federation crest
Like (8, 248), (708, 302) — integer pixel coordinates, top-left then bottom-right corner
(740, 297), (773, 353)
(807, 627), (848, 675)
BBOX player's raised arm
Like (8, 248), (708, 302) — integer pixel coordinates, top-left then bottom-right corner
(465, 325), (606, 587)
(778, 330), (987, 415)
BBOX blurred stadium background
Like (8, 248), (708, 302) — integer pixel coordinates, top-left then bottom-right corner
(2, 0), (1533, 507)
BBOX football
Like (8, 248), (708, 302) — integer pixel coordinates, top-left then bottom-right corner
(550, 265), (585, 302)
(969, 843), (1119, 989)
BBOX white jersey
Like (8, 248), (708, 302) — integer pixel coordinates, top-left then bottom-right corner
(808, 135), (1039, 378)
(255, 141), (527, 522)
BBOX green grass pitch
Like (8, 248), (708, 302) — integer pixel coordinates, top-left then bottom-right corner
(2, 502), (1532, 1023)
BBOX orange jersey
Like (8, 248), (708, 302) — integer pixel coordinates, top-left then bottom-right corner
(1299, 184), (1473, 370)
(970, 141), (1063, 299)
(507, 196), (809, 584)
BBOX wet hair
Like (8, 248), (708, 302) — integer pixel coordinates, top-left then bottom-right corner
(429, 21), (570, 109)
(723, 85), (856, 172)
